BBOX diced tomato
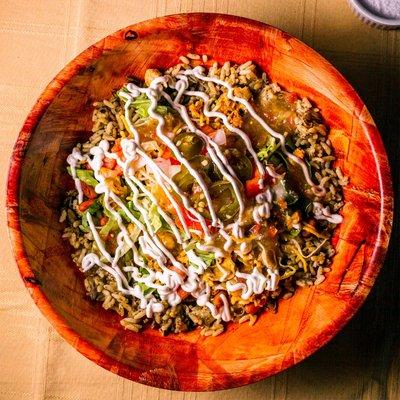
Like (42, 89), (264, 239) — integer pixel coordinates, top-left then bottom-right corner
(170, 158), (181, 166)
(78, 199), (95, 212)
(268, 225), (278, 238)
(114, 164), (123, 176)
(177, 286), (190, 300)
(179, 206), (207, 231)
(245, 179), (262, 198)
(99, 216), (108, 226)
(201, 125), (215, 135)
(111, 139), (121, 153)
(162, 147), (173, 158)
(169, 265), (187, 280)
(81, 182), (97, 199)
(111, 139), (124, 160)
(103, 157), (116, 169)
(213, 292), (224, 309)
(100, 167), (122, 179)
(244, 303), (262, 315)
(245, 168), (264, 198)
(250, 223), (262, 235)
(161, 147), (180, 165)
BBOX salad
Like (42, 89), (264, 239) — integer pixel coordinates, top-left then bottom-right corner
(61, 54), (347, 336)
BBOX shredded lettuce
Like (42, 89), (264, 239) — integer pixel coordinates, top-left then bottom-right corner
(128, 223), (141, 242)
(79, 212), (90, 233)
(118, 91), (169, 118)
(148, 204), (163, 233)
(87, 198), (102, 214)
(184, 241), (196, 252)
(131, 93), (169, 118)
(126, 201), (142, 221)
(123, 250), (133, 263)
(198, 252), (215, 266)
(289, 228), (301, 237)
(67, 167), (99, 187)
(76, 169), (99, 187)
(137, 282), (156, 296)
(139, 266), (150, 277)
(80, 199), (102, 233)
(191, 249), (216, 266)
(100, 209), (118, 235)
(100, 217), (118, 236)
(183, 242), (215, 266)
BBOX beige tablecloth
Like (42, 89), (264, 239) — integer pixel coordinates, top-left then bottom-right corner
(1, 1), (399, 399)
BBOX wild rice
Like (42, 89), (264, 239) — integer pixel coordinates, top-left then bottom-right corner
(179, 55), (190, 64)
(187, 53), (200, 60)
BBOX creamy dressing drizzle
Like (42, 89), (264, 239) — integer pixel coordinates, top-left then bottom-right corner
(313, 202), (343, 224)
(183, 66), (326, 197)
(196, 243), (225, 258)
(68, 62), (342, 322)
(160, 86), (246, 226)
(126, 79), (220, 227)
(252, 189), (273, 223)
(183, 88), (270, 180)
(226, 267), (279, 299)
(71, 141), (228, 319)
(67, 148), (86, 203)
(120, 88), (211, 239)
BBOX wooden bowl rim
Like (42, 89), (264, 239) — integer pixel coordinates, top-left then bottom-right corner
(6, 13), (393, 391)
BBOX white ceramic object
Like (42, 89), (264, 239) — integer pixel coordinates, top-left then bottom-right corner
(349, 0), (400, 29)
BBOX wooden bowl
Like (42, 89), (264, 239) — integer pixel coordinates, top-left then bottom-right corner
(7, 13), (393, 391)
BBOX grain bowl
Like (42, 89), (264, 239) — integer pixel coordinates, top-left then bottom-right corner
(7, 14), (393, 391)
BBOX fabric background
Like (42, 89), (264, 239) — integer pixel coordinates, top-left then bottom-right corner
(0, 1), (399, 399)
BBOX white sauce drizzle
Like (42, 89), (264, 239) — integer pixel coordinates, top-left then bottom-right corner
(119, 100), (212, 239)
(67, 63), (343, 322)
(182, 66), (326, 197)
(226, 267), (279, 299)
(313, 201), (343, 224)
(196, 243), (225, 258)
(67, 148), (86, 203)
(252, 189), (273, 223)
(183, 88), (268, 180)
(126, 79), (221, 227)
(160, 86), (246, 226)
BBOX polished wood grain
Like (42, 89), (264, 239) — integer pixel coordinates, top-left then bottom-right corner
(6, 13), (393, 391)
